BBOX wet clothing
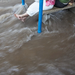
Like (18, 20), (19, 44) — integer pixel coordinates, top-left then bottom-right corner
(26, 0), (55, 16)
(54, 0), (69, 8)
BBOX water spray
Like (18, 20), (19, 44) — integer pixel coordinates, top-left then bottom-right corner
(15, 0), (28, 14)
(22, 0), (28, 12)
(0, 0), (28, 23)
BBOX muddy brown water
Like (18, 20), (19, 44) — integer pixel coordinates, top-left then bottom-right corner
(0, 0), (75, 75)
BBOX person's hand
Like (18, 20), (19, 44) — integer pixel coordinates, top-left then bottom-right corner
(68, 0), (74, 5)
(69, 2), (73, 5)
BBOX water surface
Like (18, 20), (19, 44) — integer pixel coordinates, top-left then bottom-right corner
(0, 0), (75, 75)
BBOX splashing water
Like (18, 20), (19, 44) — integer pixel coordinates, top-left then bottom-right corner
(0, 3), (28, 23)
(0, 1), (75, 75)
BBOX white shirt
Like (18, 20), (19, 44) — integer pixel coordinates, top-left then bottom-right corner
(27, 0), (54, 16)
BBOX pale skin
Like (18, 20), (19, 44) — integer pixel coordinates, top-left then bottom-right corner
(14, 0), (50, 22)
(14, 13), (29, 22)
(69, 0), (74, 5)
(14, 0), (74, 22)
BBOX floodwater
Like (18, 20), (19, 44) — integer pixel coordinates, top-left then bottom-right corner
(0, 0), (75, 75)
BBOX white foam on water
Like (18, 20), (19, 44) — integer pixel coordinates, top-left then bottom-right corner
(0, 27), (36, 52)
(45, 64), (64, 75)
(68, 33), (75, 40)
(27, 72), (46, 75)
(0, 61), (19, 75)
(0, 52), (6, 57)
(7, 66), (19, 74)
(27, 63), (64, 75)
(56, 63), (75, 75)
(43, 26), (59, 35)
(73, 24), (75, 27)
(0, 13), (12, 23)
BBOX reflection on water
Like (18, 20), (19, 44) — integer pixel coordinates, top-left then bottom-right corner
(0, 0), (75, 75)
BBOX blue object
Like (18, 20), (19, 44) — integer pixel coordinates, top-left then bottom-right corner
(38, 0), (43, 33)
(22, 0), (25, 5)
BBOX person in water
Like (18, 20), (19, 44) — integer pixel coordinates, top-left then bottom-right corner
(14, 0), (55, 22)
(54, 0), (74, 8)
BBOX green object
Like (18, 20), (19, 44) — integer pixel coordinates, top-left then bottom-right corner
(59, 0), (70, 3)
